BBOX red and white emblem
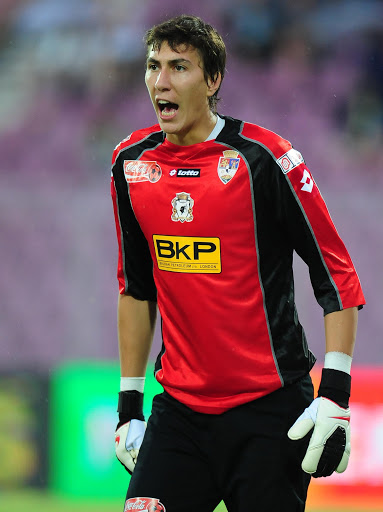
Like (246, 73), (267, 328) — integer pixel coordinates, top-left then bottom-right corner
(276, 149), (304, 174)
(124, 497), (166, 512)
(123, 160), (162, 183)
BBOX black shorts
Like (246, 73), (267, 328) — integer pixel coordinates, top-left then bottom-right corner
(125, 375), (313, 512)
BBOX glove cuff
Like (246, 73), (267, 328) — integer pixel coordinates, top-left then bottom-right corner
(117, 390), (145, 423)
(317, 368), (351, 408)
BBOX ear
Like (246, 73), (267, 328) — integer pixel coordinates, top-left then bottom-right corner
(207, 72), (222, 97)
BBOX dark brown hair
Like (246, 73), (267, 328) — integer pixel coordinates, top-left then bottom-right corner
(145, 14), (226, 113)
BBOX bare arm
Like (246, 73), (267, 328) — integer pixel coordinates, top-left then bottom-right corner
(118, 293), (157, 377)
(324, 306), (358, 356)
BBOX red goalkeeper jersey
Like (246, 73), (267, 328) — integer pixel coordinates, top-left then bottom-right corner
(111, 115), (365, 414)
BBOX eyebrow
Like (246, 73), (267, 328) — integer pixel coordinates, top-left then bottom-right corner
(146, 57), (191, 67)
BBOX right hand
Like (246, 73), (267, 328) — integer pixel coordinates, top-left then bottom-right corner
(115, 418), (146, 474)
(115, 390), (146, 474)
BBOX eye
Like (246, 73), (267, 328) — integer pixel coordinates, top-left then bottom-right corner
(175, 65), (186, 72)
(147, 63), (158, 71)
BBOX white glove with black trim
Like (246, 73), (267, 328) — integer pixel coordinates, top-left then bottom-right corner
(114, 390), (146, 474)
(288, 396), (350, 477)
(288, 368), (351, 478)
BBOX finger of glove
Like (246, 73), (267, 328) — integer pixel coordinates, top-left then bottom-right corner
(311, 425), (347, 477)
(130, 448), (139, 461)
(336, 445), (350, 474)
(288, 398), (320, 440)
(301, 422), (341, 475)
(288, 418), (315, 440)
(116, 449), (136, 474)
(301, 443), (324, 474)
(125, 419), (146, 451)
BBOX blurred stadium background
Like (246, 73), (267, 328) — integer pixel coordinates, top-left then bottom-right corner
(0, 0), (382, 510)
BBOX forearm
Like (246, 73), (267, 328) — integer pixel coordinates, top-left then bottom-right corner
(320, 306), (358, 407)
(117, 293), (157, 377)
(289, 310), (358, 477)
(324, 306), (358, 357)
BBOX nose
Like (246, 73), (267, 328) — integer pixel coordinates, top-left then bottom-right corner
(155, 69), (171, 91)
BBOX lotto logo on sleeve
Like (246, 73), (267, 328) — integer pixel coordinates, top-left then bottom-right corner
(153, 235), (221, 273)
(277, 149), (304, 174)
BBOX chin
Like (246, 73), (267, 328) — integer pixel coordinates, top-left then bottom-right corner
(159, 122), (179, 135)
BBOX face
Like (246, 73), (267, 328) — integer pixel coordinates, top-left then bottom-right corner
(145, 41), (221, 146)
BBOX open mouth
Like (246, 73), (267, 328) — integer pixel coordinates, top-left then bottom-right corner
(157, 100), (179, 118)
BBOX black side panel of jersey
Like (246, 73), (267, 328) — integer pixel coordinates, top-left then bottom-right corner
(154, 317), (166, 376)
(112, 132), (164, 301)
(216, 117), (315, 385)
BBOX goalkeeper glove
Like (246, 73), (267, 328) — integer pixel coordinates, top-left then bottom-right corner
(288, 368), (351, 478)
(115, 390), (146, 474)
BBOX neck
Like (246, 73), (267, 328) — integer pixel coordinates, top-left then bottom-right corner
(166, 111), (217, 146)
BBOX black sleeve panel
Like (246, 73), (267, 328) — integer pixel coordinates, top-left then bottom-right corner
(263, 155), (343, 315)
(112, 155), (157, 301)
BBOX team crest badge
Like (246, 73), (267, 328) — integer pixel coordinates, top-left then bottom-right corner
(217, 150), (240, 184)
(171, 192), (194, 222)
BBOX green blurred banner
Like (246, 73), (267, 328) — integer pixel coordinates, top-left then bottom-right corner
(49, 361), (162, 498)
(0, 371), (48, 489)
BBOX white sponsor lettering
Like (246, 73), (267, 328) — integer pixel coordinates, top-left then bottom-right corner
(169, 169), (200, 177)
(125, 499), (146, 510)
(178, 170), (199, 176)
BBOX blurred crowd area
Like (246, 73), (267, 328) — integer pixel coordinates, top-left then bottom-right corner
(0, 0), (382, 369)
(0, 0), (383, 183)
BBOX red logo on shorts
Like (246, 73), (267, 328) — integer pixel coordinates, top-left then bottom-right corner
(124, 497), (166, 512)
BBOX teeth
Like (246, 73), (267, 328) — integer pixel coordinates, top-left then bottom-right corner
(157, 99), (178, 117)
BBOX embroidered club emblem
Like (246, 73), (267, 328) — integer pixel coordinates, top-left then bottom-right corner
(171, 192), (194, 223)
(217, 150), (240, 184)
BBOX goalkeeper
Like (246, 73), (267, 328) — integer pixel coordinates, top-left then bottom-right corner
(111, 14), (365, 512)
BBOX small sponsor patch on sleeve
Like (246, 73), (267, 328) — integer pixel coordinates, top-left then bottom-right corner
(277, 148), (304, 174)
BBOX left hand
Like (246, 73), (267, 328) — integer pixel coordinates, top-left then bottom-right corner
(288, 396), (350, 477)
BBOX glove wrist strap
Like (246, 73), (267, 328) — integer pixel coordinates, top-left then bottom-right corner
(318, 368), (351, 409)
(117, 390), (145, 422)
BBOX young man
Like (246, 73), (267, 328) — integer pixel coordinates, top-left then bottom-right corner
(111, 14), (365, 512)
